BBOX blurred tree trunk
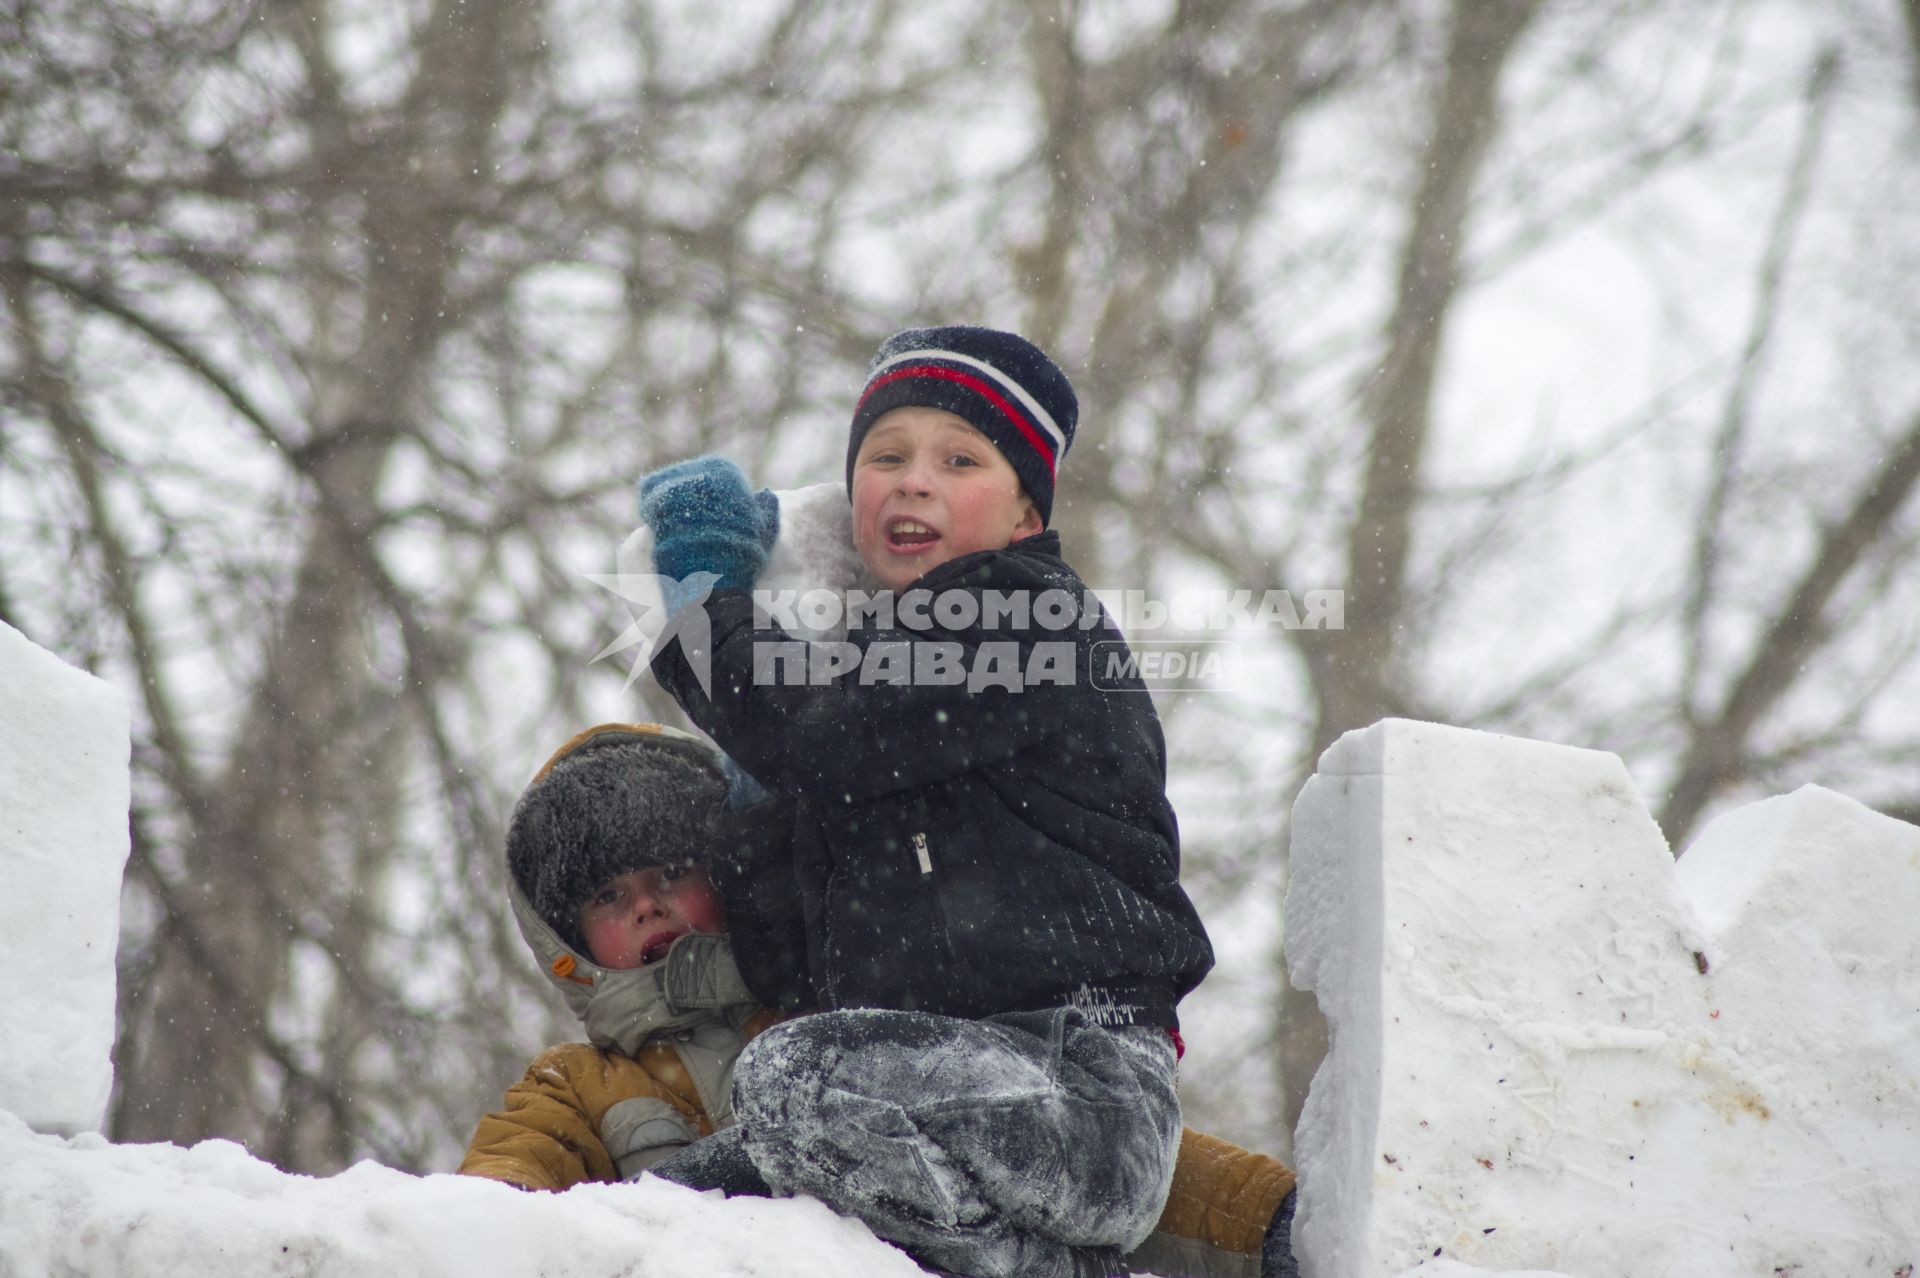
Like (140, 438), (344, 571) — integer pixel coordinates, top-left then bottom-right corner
(1302, 0), (1541, 753)
(1906, 0), (1920, 109)
(1661, 410), (1920, 847)
(1282, 0), (1542, 1141)
(111, 0), (535, 1150)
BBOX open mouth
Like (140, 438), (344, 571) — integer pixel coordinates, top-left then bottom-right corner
(640, 931), (681, 966)
(886, 517), (940, 550)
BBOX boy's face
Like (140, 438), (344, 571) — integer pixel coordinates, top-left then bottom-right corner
(577, 863), (727, 970)
(851, 407), (1043, 593)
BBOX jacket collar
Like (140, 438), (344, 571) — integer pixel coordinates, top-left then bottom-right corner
(508, 865), (756, 1057)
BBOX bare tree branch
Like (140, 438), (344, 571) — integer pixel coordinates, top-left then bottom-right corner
(1905, 0), (1920, 112)
(1, 271), (213, 826)
(1301, 0), (1542, 756)
(1663, 406), (1920, 845)
(1681, 48), (1840, 723)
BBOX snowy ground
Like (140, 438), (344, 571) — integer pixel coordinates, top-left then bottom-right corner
(0, 1109), (1548, 1278)
(0, 1110), (922, 1278)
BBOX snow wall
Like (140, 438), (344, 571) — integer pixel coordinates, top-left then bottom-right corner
(4, 621), (1916, 1277)
(0, 619), (130, 1137)
(1286, 718), (1920, 1278)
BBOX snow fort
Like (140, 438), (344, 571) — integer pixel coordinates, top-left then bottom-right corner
(1286, 718), (1919, 1278)
(2, 579), (1916, 1275)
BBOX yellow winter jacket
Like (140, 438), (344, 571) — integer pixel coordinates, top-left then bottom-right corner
(461, 1017), (779, 1190)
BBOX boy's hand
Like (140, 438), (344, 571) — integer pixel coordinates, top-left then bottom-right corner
(636, 456), (779, 594)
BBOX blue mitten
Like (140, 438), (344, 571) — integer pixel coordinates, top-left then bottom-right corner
(637, 456), (778, 592)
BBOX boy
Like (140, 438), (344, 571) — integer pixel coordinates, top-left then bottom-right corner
(636, 326), (1215, 1277)
(459, 722), (1299, 1277)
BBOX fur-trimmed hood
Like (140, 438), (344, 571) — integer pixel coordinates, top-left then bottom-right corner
(506, 724), (759, 1058)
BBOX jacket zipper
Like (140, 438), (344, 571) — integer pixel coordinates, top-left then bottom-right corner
(912, 831), (932, 875)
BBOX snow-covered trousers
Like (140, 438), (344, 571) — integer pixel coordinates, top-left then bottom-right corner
(728, 1005), (1181, 1278)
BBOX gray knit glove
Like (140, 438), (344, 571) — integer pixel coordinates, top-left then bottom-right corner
(1261, 1188), (1299, 1278)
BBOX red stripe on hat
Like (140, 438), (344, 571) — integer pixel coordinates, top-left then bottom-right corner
(857, 365), (1057, 475)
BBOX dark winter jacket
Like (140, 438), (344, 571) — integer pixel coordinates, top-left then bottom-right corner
(651, 529), (1215, 1029)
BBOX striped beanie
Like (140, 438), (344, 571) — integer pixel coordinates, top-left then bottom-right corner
(845, 325), (1079, 526)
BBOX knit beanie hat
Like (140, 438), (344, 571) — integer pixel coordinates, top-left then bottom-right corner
(845, 325), (1079, 526)
(505, 725), (728, 953)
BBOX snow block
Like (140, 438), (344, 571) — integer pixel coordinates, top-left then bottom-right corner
(0, 621), (132, 1137)
(1285, 719), (1919, 1278)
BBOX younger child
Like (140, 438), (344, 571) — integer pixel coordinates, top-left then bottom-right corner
(459, 723), (1298, 1277)
(637, 326), (1215, 1277)
(462, 723), (774, 1187)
